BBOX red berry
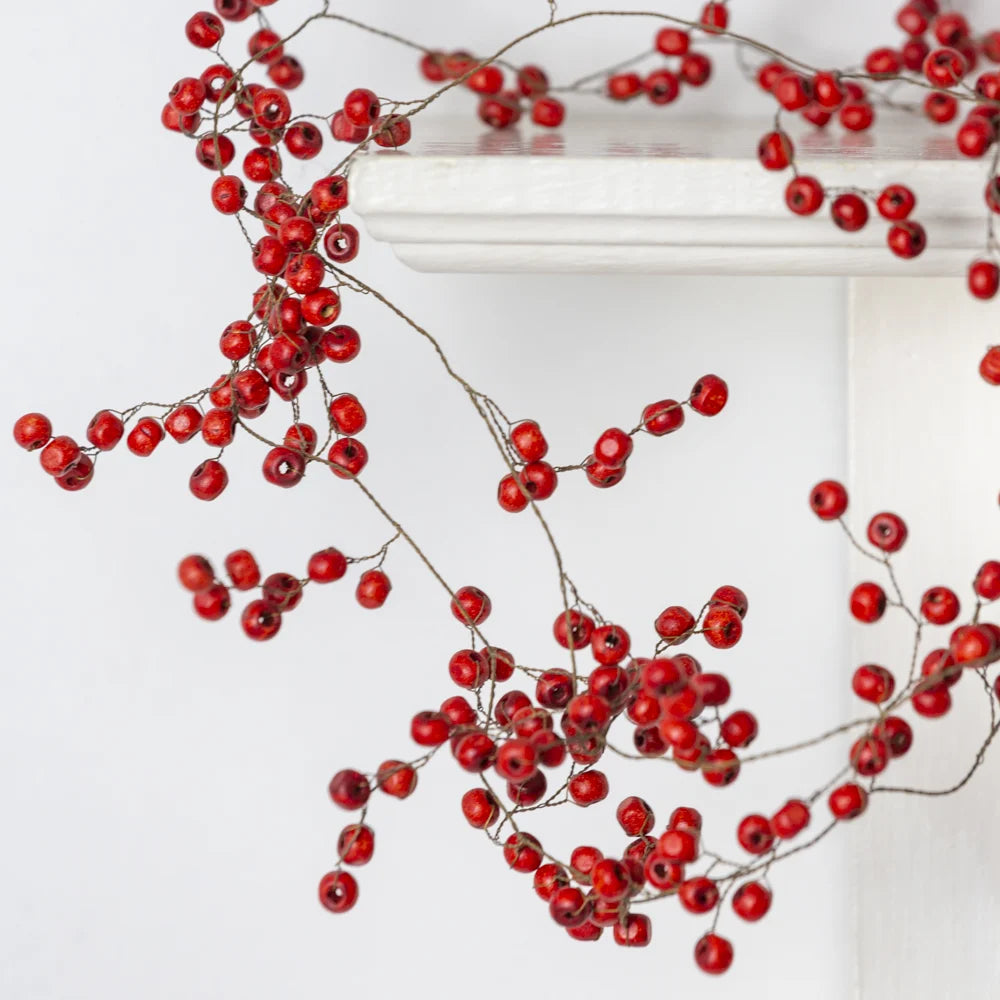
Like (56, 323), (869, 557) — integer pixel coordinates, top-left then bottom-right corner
(503, 832), (543, 872)
(873, 716), (913, 758)
(373, 115), (412, 148)
(852, 664), (895, 703)
(679, 876), (719, 913)
(694, 933), (733, 974)
(308, 548), (347, 583)
(810, 479), (848, 520)
(771, 799), (810, 838)
(689, 374), (728, 415)
(877, 184), (916, 221)
(920, 586), (960, 625)
(337, 823), (374, 866)
(702, 748), (740, 786)
(828, 782), (867, 820)
(887, 221), (926, 259)
(969, 260), (1000, 299)
(612, 913), (651, 948)
(866, 511), (907, 553)
(356, 569), (391, 609)
(127, 418), (164, 457)
(343, 87), (379, 127)
(850, 582), (887, 623)
(178, 554), (215, 592)
(13, 412), (52, 451)
(645, 69), (680, 105)
(831, 193), (869, 232)
(328, 438), (368, 479)
(785, 175), (825, 215)
(607, 73), (643, 100)
(702, 604), (742, 649)
(532, 97), (565, 127)
(450, 585), (492, 626)
(655, 28), (689, 55)
(732, 881), (772, 921)
(554, 610), (595, 650)
(189, 459), (228, 500)
(318, 871), (358, 913)
(720, 710), (758, 748)
(377, 760), (417, 799)
(700, 1), (728, 32)
(641, 399), (684, 435)
(974, 560), (1000, 601)
(86, 410), (124, 451)
(773, 72), (812, 111)
(757, 130), (794, 170)
(568, 769), (609, 806)
(737, 814), (774, 854)
(616, 796), (655, 836)
(924, 47), (967, 86)
(981, 346), (1000, 384)
(593, 428), (633, 468)
(329, 769), (370, 810)
(185, 11), (224, 47)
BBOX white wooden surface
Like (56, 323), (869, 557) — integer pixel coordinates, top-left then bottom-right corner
(352, 115), (990, 275)
(848, 278), (1000, 999)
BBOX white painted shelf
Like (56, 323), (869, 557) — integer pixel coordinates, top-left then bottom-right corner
(351, 114), (989, 275)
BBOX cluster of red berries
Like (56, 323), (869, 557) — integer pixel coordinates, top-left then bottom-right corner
(606, 19), (716, 106)
(497, 374), (727, 512)
(176, 546), (391, 640)
(17, 0), (1000, 982)
(420, 53), (565, 130)
(754, 2), (1000, 295)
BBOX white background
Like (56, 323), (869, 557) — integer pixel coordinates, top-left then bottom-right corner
(0, 1), (995, 998)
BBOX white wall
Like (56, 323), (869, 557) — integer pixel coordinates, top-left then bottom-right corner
(0, 1), (987, 997)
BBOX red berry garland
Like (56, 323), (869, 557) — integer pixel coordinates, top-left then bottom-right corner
(11, 0), (1000, 982)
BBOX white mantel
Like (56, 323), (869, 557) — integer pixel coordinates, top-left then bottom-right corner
(352, 114), (990, 276)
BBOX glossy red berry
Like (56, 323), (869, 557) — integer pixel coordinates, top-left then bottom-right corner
(694, 933), (733, 974)
(450, 586), (492, 626)
(924, 47), (967, 86)
(850, 582), (887, 623)
(732, 881), (772, 921)
(920, 586), (960, 625)
(337, 823), (374, 866)
(690, 374), (728, 415)
(831, 193), (869, 232)
(810, 479), (848, 520)
(702, 604), (742, 649)
(737, 814), (775, 854)
(13, 413), (52, 451)
(771, 799), (810, 839)
(329, 769), (370, 810)
(356, 569), (390, 609)
(189, 459), (228, 500)
(377, 760), (417, 799)
(968, 260), (1000, 299)
(866, 512), (907, 553)
(593, 428), (633, 468)
(85, 410), (124, 451)
(974, 560), (1000, 601)
(613, 913), (651, 948)
(721, 710), (758, 748)
(852, 664), (895, 703)
(828, 782), (868, 820)
(328, 438), (368, 479)
(757, 130), (794, 170)
(186, 11), (224, 47)
(503, 832), (543, 872)
(554, 610), (595, 650)
(318, 871), (358, 914)
(641, 399), (684, 435)
(654, 606), (696, 643)
(616, 796), (655, 836)
(887, 221), (926, 259)
(343, 88), (380, 127)
(785, 175), (824, 215)
(873, 716), (913, 758)
(568, 769), (609, 806)
(877, 184), (916, 221)
(125, 418), (163, 457)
